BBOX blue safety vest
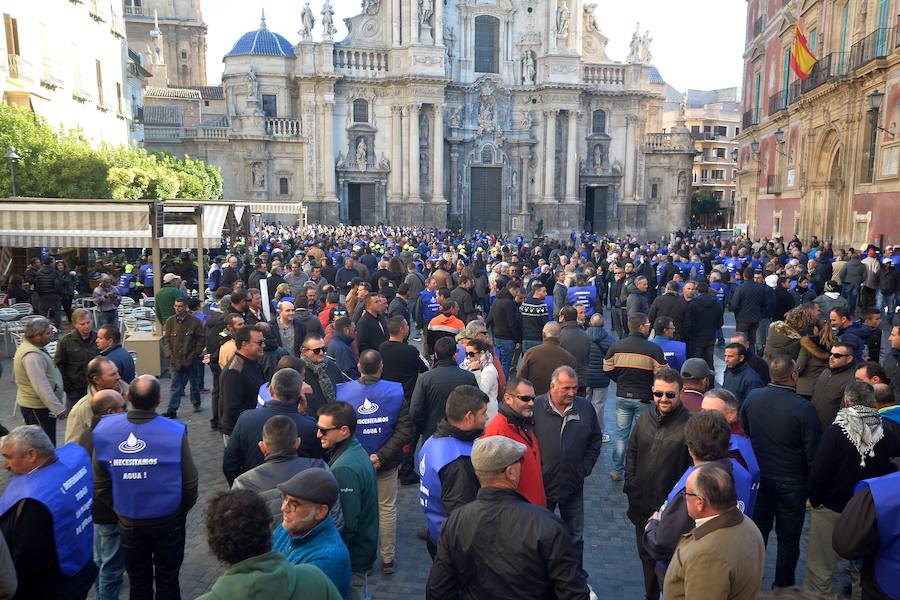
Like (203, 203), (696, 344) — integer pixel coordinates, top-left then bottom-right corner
(729, 434), (760, 515)
(420, 289), (440, 324)
(710, 282), (727, 306)
(419, 436), (473, 542)
(651, 337), (686, 373)
(855, 472), (900, 599)
(256, 382), (272, 408)
(139, 264), (154, 287)
(337, 379), (404, 455)
(207, 264), (222, 291)
(666, 458), (755, 517)
(566, 286), (597, 317)
(116, 273), (136, 296)
(93, 413), (184, 520)
(0, 443), (94, 576)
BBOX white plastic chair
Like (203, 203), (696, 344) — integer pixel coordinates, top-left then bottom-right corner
(10, 303), (33, 318)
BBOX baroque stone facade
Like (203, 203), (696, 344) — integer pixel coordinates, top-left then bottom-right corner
(142, 0), (692, 237)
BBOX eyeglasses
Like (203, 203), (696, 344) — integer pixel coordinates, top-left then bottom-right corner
(511, 394), (536, 403)
(684, 491), (704, 500)
(465, 351), (481, 357)
(830, 352), (851, 359)
(653, 390), (678, 399)
(304, 347), (326, 354)
(316, 425), (339, 434)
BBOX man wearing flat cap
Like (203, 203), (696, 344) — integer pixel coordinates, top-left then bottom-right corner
(427, 436), (589, 600)
(272, 468), (351, 598)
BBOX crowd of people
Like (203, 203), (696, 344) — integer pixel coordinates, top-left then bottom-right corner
(1, 223), (900, 600)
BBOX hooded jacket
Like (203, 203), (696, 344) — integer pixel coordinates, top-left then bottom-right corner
(487, 288), (522, 341)
(812, 361), (858, 428)
(585, 326), (613, 388)
(762, 320), (802, 363)
(648, 293), (689, 341)
(723, 361), (765, 405)
(685, 293), (723, 343)
(625, 282), (650, 316)
(796, 336), (831, 397)
(196, 552), (341, 600)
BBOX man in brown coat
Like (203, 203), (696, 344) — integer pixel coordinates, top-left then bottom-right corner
(517, 322), (577, 396)
(162, 297), (206, 418)
(663, 462), (765, 600)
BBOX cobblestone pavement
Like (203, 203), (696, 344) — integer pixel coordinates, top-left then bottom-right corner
(0, 311), (855, 598)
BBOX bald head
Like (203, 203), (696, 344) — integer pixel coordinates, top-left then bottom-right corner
(542, 322), (561, 340)
(91, 389), (126, 416)
(873, 383), (895, 409)
(127, 375), (161, 411)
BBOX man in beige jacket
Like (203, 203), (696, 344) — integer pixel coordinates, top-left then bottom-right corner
(663, 462), (765, 600)
(64, 356), (127, 444)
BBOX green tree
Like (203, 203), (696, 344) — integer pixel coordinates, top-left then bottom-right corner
(691, 190), (719, 216)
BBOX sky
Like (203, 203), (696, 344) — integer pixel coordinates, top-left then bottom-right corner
(203, 0), (746, 95)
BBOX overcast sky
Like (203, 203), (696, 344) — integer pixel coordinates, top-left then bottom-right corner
(203, 0), (746, 95)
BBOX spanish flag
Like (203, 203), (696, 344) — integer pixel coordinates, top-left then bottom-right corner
(790, 23), (817, 80)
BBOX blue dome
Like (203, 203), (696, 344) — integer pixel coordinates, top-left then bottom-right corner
(225, 22), (295, 59)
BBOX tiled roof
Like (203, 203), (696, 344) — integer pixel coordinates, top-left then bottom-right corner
(183, 86), (225, 100)
(144, 105), (183, 126)
(649, 66), (666, 85)
(225, 27), (295, 58)
(144, 86), (202, 100)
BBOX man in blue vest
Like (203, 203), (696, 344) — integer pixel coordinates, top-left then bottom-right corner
(834, 471), (900, 600)
(336, 349), (413, 575)
(0, 425), (97, 598)
(138, 259), (154, 292)
(566, 273), (598, 318)
(419, 385), (489, 558)
(643, 411), (755, 587)
(116, 264), (138, 300)
(650, 316), (686, 373)
(92, 375), (199, 600)
(701, 388), (760, 501)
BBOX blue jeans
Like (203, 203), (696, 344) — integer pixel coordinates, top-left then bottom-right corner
(167, 364), (201, 413)
(883, 291), (898, 323)
(756, 318), (771, 355)
(94, 522), (125, 600)
(494, 337), (516, 377)
(548, 490), (585, 568)
(842, 282), (860, 314)
(752, 477), (807, 588)
(96, 309), (119, 327)
(613, 397), (649, 474)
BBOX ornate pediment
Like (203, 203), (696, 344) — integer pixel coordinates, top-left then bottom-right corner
(777, 13), (796, 37)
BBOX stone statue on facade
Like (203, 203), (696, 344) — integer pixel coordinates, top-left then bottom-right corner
(336, 151), (345, 169)
(420, 114), (430, 146)
(356, 137), (368, 170)
(246, 66), (259, 102)
(300, 2), (315, 41)
(519, 110), (532, 130)
(476, 97), (496, 135)
(584, 3), (599, 33)
(449, 107), (462, 127)
(627, 23), (641, 63)
(521, 51), (536, 84)
(556, 1), (570, 39)
(379, 154), (390, 170)
(419, 0), (433, 27)
(251, 162), (265, 188)
(361, 0), (381, 16)
(594, 144), (604, 173)
(321, 0), (337, 41)
(641, 30), (653, 63)
(677, 171), (687, 195)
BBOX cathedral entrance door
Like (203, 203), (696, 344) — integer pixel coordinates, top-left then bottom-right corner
(584, 186), (608, 234)
(470, 167), (502, 232)
(347, 183), (377, 225)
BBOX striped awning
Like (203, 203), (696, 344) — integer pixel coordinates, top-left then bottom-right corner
(249, 202), (304, 215)
(0, 202), (151, 247)
(159, 204), (230, 248)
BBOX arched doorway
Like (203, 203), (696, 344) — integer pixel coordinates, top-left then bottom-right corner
(825, 149), (842, 238)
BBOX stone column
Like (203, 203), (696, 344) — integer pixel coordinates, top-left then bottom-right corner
(392, 0), (401, 45)
(432, 105), (445, 203)
(521, 152), (530, 212)
(449, 149), (459, 215)
(533, 111), (544, 201)
(543, 110), (557, 202)
(390, 105), (402, 201)
(434, 0), (443, 46)
(412, 1), (420, 44)
(401, 106), (409, 198)
(565, 110), (578, 203)
(548, 1), (557, 51)
(322, 99), (336, 201)
(409, 103), (421, 201)
(624, 115), (636, 200)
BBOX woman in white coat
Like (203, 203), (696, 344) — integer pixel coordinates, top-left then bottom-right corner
(462, 338), (499, 419)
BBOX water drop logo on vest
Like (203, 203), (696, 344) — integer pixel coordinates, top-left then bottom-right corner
(358, 398), (379, 415)
(118, 432), (147, 454)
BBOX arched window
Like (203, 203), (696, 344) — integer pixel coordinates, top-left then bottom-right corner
(474, 16), (500, 74)
(353, 99), (368, 123)
(592, 109), (606, 134)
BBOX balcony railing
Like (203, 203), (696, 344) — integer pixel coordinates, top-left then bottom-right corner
(123, 4), (143, 15)
(40, 59), (65, 90)
(144, 126), (184, 141)
(742, 109), (758, 129)
(333, 48), (389, 74)
(7, 54), (34, 83)
(766, 174), (782, 194)
(753, 16), (766, 37)
(583, 64), (626, 87)
(768, 90), (787, 115)
(850, 27), (896, 70)
(265, 118), (302, 137)
(788, 80), (802, 105)
(801, 52), (849, 94)
(184, 126), (230, 139)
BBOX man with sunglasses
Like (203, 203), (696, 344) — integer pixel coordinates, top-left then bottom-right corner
(483, 376), (546, 507)
(624, 367), (692, 600)
(300, 334), (339, 416)
(811, 341), (858, 428)
(220, 326), (268, 445)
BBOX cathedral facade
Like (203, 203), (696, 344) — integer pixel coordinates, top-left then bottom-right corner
(142, 0), (693, 237)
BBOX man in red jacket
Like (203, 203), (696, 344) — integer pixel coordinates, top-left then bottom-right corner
(482, 376), (546, 507)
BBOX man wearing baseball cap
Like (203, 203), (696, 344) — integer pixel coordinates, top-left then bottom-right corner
(154, 272), (184, 325)
(427, 436), (589, 599)
(272, 468), (351, 598)
(680, 357), (714, 413)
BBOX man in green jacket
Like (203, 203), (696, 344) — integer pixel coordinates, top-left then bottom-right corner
(198, 489), (341, 600)
(316, 402), (379, 600)
(154, 273), (184, 325)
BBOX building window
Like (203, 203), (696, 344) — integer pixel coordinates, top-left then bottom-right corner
(715, 148), (726, 158)
(262, 94), (276, 118)
(279, 177), (289, 195)
(353, 99), (368, 123)
(712, 169), (725, 180)
(474, 15), (500, 73)
(95, 59), (103, 105)
(116, 82), (123, 113)
(808, 27), (817, 54)
(714, 125), (727, 137)
(735, 127), (740, 136)
(181, 50), (187, 60)
(204, 100), (209, 107)
(690, 125), (700, 135)
(650, 183), (658, 198)
(592, 109), (606, 134)
(4, 14), (20, 58)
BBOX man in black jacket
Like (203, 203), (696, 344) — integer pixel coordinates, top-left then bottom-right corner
(222, 366), (320, 484)
(411, 337), (478, 441)
(624, 367), (692, 600)
(648, 281), (688, 341)
(533, 366), (602, 571)
(426, 436), (589, 600)
(219, 326), (268, 444)
(356, 293), (389, 354)
(603, 312), (667, 481)
(731, 268), (772, 353)
(520, 281), (550, 352)
(685, 282), (723, 371)
(34, 259), (63, 327)
(487, 280), (522, 377)
(741, 355), (822, 589)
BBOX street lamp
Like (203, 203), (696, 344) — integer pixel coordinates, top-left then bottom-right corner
(867, 89), (895, 139)
(750, 139), (760, 155)
(5, 147), (21, 197)
(774, 128), (785, 143)
(730, 148), (739, 162)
